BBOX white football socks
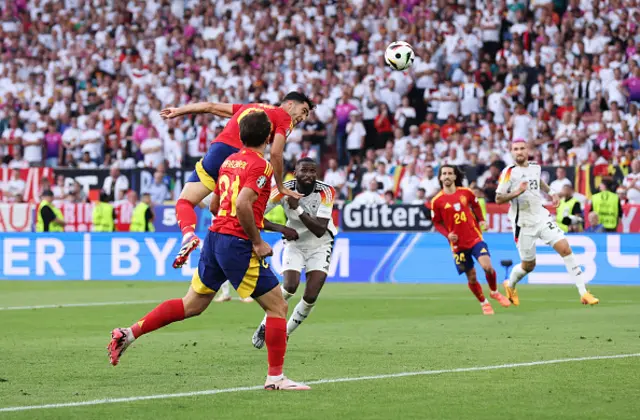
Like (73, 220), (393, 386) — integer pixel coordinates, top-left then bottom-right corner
(563, 253), (587, 295)
(220, 281), (230, 298)
(508, 264), (528, 288)
(287, 299), (315, 335)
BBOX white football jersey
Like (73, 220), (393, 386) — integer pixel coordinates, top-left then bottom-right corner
(265, 179), (337, 247)
(496, 163), (551, 228)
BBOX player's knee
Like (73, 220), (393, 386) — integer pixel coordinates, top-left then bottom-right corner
(283, 283), (298, 295)
(482, 264), (494, 274)
(522, 261), (536, 272)
(183, 299), (207, 318)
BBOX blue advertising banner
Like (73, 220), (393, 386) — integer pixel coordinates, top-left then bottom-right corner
(0, 233), (638, 285)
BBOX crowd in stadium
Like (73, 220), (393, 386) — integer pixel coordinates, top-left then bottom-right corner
(1, 0), (640, 206)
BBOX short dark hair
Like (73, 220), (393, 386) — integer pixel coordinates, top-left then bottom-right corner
(296, 157), (316, 167)
(239, 110), (272, 147)
(42, 190), (53, 197)
(438, 164), (465, 188)
(282, 91), (315, 110)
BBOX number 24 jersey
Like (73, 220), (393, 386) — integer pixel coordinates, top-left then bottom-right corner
(431, 187), (484, 251)
(211, 149), (273, 240)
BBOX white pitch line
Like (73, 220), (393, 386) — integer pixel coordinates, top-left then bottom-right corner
(0, 300), (160, 311)
(0, 296), (636, 311)
(0, 353), (638, 413)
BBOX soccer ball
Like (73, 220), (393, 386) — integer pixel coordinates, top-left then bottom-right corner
(385, 41), (415, 71)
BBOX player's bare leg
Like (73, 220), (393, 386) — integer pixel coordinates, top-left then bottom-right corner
(108, 286), (214, 366)
(255, 285), (310, 390)
(477, 255), (510, 308)
(173, 182), (211, 268)
(286, 270), (327, 335)
(466, 268), (494, 315)
(504, 259), (534, 306)
(253, 271), (299, 349)
(553, 239), (599, 305)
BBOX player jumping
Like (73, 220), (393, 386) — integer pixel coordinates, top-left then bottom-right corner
(160, 92), (314, 269)
(496, 139), (599, 306)
(431, 165), (511, 315)
(251, 158), (337, 348)
(107, 110), (310, 390)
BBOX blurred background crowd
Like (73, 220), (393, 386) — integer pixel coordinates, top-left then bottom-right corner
(1, 0), (640, 207)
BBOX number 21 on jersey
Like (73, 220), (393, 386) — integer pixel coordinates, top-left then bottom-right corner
(218, 174), (240, 217)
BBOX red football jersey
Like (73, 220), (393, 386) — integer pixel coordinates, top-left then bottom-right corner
(430, 187), (484, 251)
(210, 149), (273, 240)
(214, 103), (293, 149)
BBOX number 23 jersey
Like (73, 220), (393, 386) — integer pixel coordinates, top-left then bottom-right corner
(211, 148), (273, 240)
(496, 163), (551, 228)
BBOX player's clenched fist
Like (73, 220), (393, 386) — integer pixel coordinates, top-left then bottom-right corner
(448, 232), (458, 244)
(517, 181), (528, 193)
(253, 240), (273, 258)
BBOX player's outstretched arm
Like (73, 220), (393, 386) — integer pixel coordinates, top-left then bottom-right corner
(236, 187), (272, 258)
(209, 193), (220, 215)
(270, 134), (303, 200)
(160, 103), (235, 119)
(262, 219), (299, 241)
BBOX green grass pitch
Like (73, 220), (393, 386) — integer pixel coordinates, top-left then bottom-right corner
(1, 281), (639, 419)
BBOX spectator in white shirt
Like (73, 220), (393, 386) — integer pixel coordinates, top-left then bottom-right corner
(78, 151), (98, 169)
(5, 170), (25, 201)
(487, 81), (510, 125)
(508, 103), (533, 141)
(145, 171), (169, 205)
(549, 167), (573, 194)
(623, 160), (640, 204)
(419, 165), (441, 200)
(351, 179), (385, 206)
(323, 158), (346, 196)
(102, 166), (130, 201)
(400, 163), (421, 203)
(22, 122), (44, 166)
(61, 117), (82, 162)
(394, 96), (417, 131)
(80, 119), (103, 161)
(346, 110), (366, 160)
(141, 136), (164, 168)
(51, 175), (67, 200)
(411, 187), (427, 205)
(374, 161), (394, 194)
(379, 79), (402, 113)
(7, 150), (29, 169)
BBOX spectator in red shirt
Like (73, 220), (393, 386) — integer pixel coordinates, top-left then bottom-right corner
(440, 115), (458, 140)
(419, 113), (440, 137)
(374, 103), (393, 150)
(556, 96), (576, 120)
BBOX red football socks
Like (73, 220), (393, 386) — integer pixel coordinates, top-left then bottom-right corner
(265, 316), (287, 376)
(130, 299), (185, 338)
(176, 198), (197, 235)
(468, 281), (486, 303)
(485, 268), (497, 292)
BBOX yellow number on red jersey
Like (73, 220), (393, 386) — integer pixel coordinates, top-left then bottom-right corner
(453, 211), (467, 225)
(218, 174), (240, 217)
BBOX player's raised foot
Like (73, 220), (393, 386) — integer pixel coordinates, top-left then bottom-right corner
(107, 328), (134, 366)
(172, 232), (200, 269)
(214, 294), (232, 303)
(481, 302), (494, 315)
(264, 376), (310, 391)
(490, 291), (511, 308)
(503, 280), (519, 306)
(252, 323), (266, 349)
(581, 292), (600, 305)
(240, 297), (254, 303)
